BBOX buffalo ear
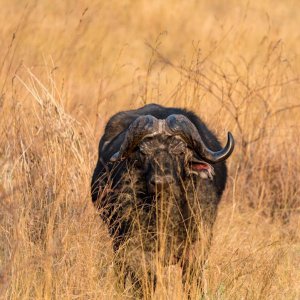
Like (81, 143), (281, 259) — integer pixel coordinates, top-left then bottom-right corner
(190, 157), (215, 179)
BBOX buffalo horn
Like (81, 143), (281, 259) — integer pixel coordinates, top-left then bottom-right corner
(110, 115), (158, 161)
(166, 114), (234, 163)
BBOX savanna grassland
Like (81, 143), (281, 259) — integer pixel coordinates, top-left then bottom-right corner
(0, 0), (300, 299)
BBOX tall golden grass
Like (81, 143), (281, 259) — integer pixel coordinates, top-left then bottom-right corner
(0, 0), (299, 299)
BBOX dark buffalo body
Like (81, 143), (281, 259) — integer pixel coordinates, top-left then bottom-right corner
(91, 104), (234, 297)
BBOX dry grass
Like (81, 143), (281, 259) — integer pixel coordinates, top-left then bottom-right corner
(0, 0), (300, 299)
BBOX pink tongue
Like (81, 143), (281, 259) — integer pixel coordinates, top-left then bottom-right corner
(192, 163), (209, 171)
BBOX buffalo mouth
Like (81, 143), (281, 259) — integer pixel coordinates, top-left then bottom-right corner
(147, 182), (173, 195)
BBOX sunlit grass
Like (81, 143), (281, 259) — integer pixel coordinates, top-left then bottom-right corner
(0, 0), (299, 299)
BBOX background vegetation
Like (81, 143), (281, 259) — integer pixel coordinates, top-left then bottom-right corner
(0, 0), (299, 299)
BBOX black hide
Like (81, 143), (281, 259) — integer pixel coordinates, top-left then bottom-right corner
(91, 103), (233, 298)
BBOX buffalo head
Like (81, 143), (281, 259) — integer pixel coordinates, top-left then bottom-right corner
(109, 114), (234, 195)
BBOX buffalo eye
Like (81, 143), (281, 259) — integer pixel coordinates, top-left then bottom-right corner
(139, 144), (151, 155)
(170, 140), (186, 155)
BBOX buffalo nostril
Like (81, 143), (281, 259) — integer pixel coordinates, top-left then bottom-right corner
(150, 177), (162, 189)
(165, 175), (175, 184)
(150, 175), (174, 190)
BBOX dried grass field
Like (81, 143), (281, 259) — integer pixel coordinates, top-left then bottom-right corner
(0, 0), (300, 299)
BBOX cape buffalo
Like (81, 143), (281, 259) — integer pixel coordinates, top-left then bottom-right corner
(91, 103), (234, 298)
